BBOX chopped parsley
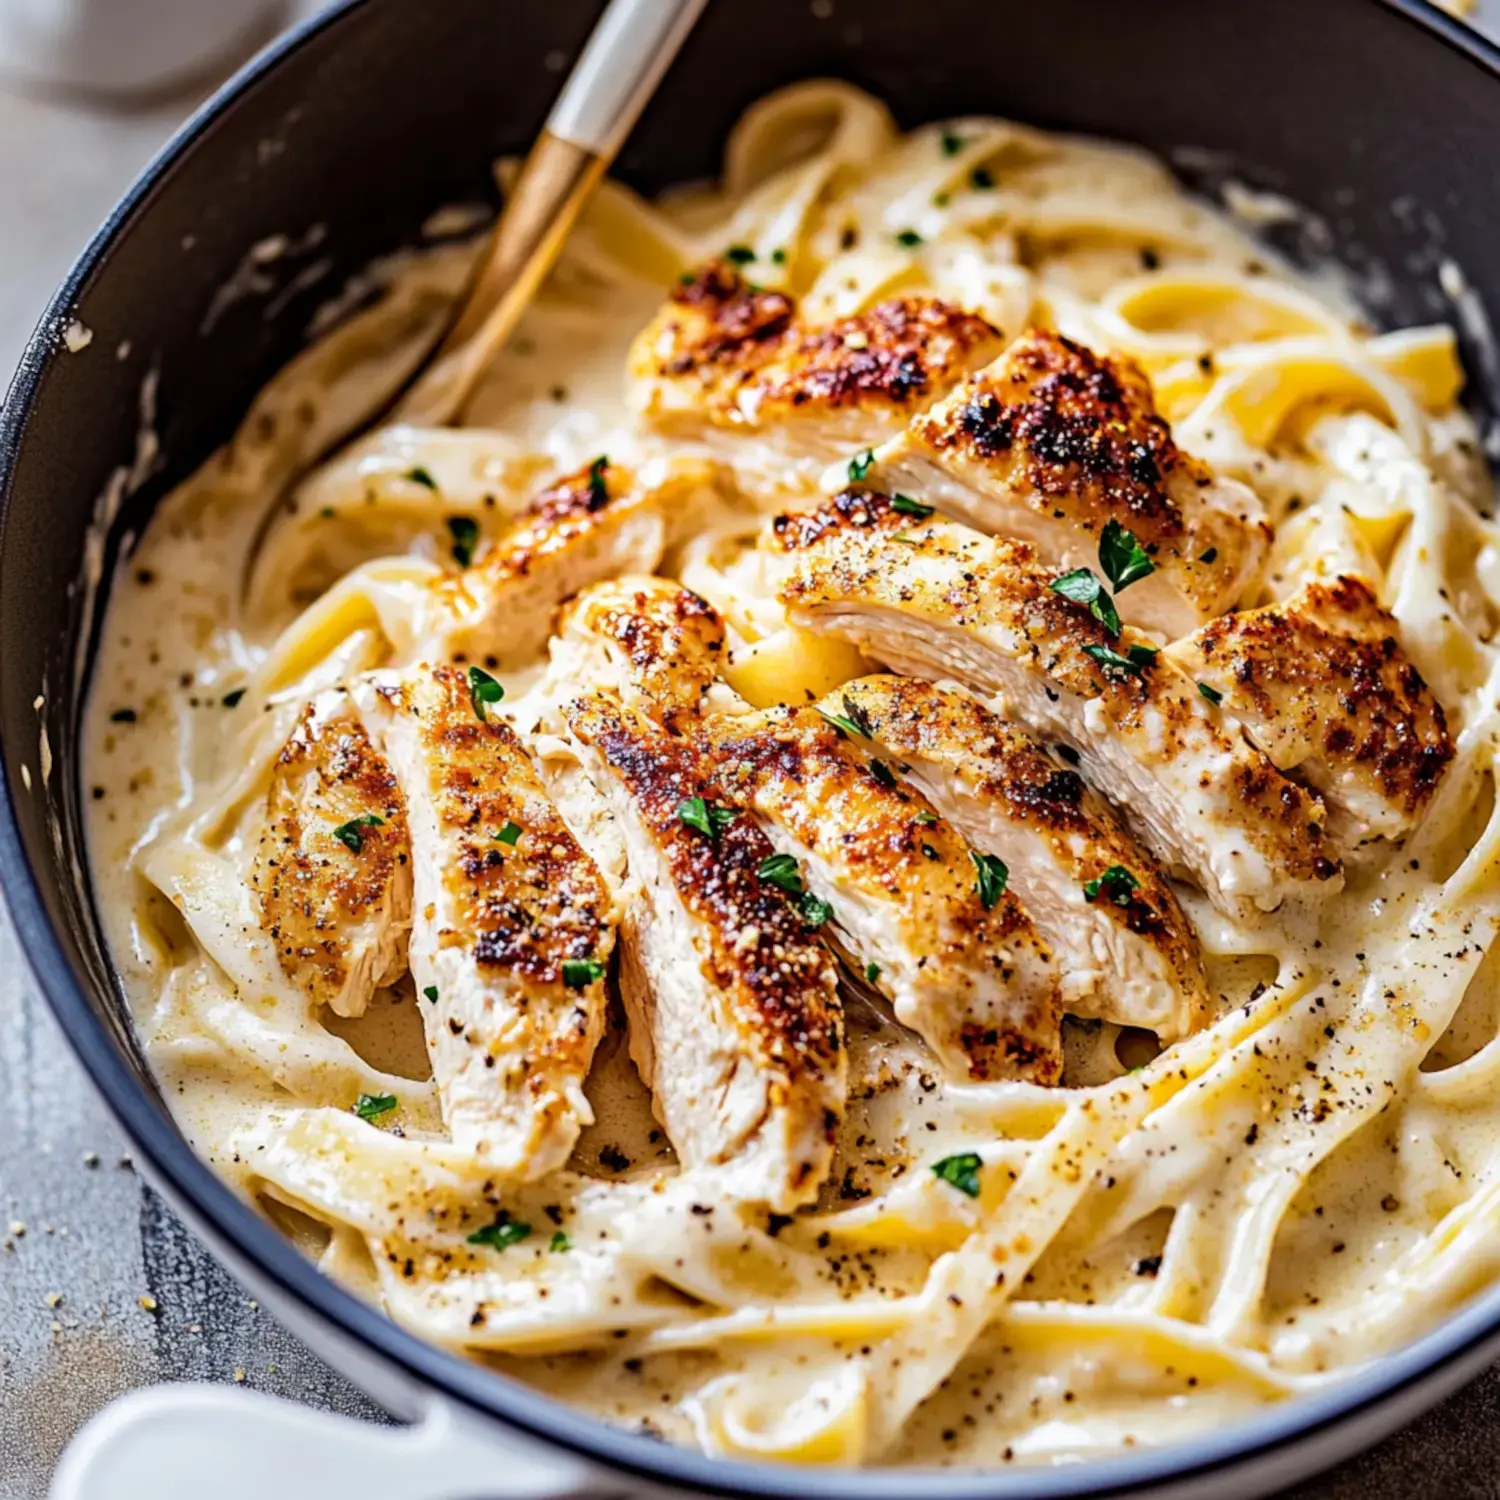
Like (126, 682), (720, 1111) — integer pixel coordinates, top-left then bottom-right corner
(586, 455), (610, 510)
(221, 689), (247, 709)
(971, 850), (1009, 909)
(914, 810), (938, 827)
(799, 894), (834, 929)
(468, 665), (504, 721)
(332, 813), (384, 854)
(865, 961), (882, 983)
(968, 165), (995, 190)
(891, 493), (934, 519)
(353, 1092), (397, 1122)
(725, 244), (756, 264)
(549, 1231), (571, 1253)
(447, 515), (479, 567)
(422, 985), (439, 1003)
(757, 853), (804, 895)
(406, 466), (438, 490)
(868, 758), (899, 790)
(1050, 567), (1121, 636)
(770, 247), (788, 265)
(562, 958), (606, 989)
(932, 1151), (982, 1198)
(847, 448), (875, 482)
(1081, 642), (1158, 679)
(494, 820), (522, 845)
(940, 128), (965, 156)
(895, 228), (924, 248)
(1199, 546), (1219, 564)
(1098, 518), (1155, 592)
(467, 1211), (531, 1251)
(1084, 864), (1141, 907)
(678, 796), (737, 845)
(1198, 682), (1223, 706)
(818, 707), (864, 739)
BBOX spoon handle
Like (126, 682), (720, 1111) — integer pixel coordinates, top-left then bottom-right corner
(398, 0), (709, 424)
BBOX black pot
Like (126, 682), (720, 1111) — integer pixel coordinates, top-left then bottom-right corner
(6, 2), (1500, 1494)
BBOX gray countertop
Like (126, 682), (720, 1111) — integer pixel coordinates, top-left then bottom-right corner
(5, 5), (1500, 1495)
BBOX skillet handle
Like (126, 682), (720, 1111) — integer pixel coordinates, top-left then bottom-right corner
(49, 1384), (619, 1500)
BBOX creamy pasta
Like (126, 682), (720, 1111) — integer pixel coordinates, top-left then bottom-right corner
(83, 82), (1500, 1468)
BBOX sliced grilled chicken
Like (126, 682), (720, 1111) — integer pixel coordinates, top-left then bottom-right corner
(363, 664), (616, 1177)
(1167, 576), (1452, 850)
(831, 676), (1209, 1041)
(626, 262), (1004, 463)
(421, 455), (721, 665)
(704, 704), (1062, 1083)
(863, 328), (1270, 635)
(769, 490), (1340, 917)
(547, 575), (727, 725)
(564, 691), (843, 1210)
(251, 701), (412, 1018)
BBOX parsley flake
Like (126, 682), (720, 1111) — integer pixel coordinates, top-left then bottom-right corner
(1198, 682), (1223, 706)
(422, 985), (439, 1003)
(353, 1092), (397, 1122)
(468, 665), (504, 721)
(847, 449), (875, 482)
(914, 810), (938, 827)
(1199, 546), (1219, 564)
(562, 958), (606, 989)
(770, 247), (788, 265)
(1081, 642), (1158, 679)
(864, 961), (882, 983)
(968, 165), (995, 190)
(868, 758), (899, 790)
(757, 853), (804, 897)
(971, 851), (1009, 909)
(467, 1212), (531, 1251)
(221, 689), (247, 709)
(895, 228), (924, 248)
(586, 455), (610, 510)
(495, 821), (522, 845)
(940, 128), (965, 156)
(406, 466), (438, 490)
(1050, 568), (1121, 636)
(678, 796), (737, 845)
(1084, 864), (1141, 907)
(725, 244), (756, 264)
(447, 515), (479, 567)
(549, 1231), (571, 1253)
(1099, 518), (1155, 592)
(332, 813), (384, 854)
(933, 1151), (982, 1198)
(891, 493), (934, 519)
(799, 893), (834, 928)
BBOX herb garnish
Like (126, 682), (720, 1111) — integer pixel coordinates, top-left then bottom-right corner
(770, 247), (787, 265)
(865, 961), (882, 983)
(756, 853), (831, 927)
(1098, 518), (1155, 592)
(468, 665), (504, 722)
(422, 985), (439, 1003)
(799, 895), (834, 928)
(868, 758), (899, 790)
(406, 466), (438, 490)
(467, 1211), (531, 1251)
(678, 796), (737, 845)
(1084, 864), (1141, 906)
(221, 689), (247, 709)
(549, 1231), (571, 1253)
(891, 493), (934, 519)
(1050, 568), (1121, 636)
(940, 128), (965, 157)
(1199, 546), (1219, 564)
(1198, 682), (1223, 706)
(971, 851), (1009, 909)
(562, 958), (606, 989)
(895, 228), (924, 248)
(932, 1151), (982, 1198)
(353, 1092), (397, 1122)
(333, 813), (384, 854)
(914, 810), (938, 827)
(725, 244), (756, 264)
(847, 449), (875, 482)
(586, 455), (610, 510)
(1081, 642), (1158, 679)
(447, 515), (479, 567)
(968, 165), (995, 190)
(494, 820), (522, 845)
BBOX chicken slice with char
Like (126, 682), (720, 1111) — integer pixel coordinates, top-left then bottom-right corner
(626, 262), (1005, 465)
(363, 664), (616, 1177)
(420, 455), (722, 664)
(1167, 575), (1452, 850)
(252, 701), (412, 1018)
(564, 692), (844, 1210)
(831, 675), (1209, 1041)
(704, 704), (1062, 1084)
(769, 489), (1340, 917)
(863, 328), (1270, 636)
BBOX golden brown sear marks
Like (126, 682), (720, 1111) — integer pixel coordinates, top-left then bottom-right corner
(565, 691), (844, 1209)
(832, 675), (1209, 1042)
(368, 664), (615, 1175)
(552, 576), (727, 725)
(627, 262), (1004, 458)
(769, 489), (1340, 917)
(252, 705), (412, 1019)
(705, 703), (1062, 1085)
(426, 456), (721, 665)
(1168, 575), (1453, 848)
(867, 328), (1270, 635)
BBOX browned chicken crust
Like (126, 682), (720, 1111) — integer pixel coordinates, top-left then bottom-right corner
(252, 706), (411, 1018)
(1168, 575), (1453, 846)
(628, 262), (1004, 446)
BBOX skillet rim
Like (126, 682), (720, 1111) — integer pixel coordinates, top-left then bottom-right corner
(4, 0), (1500, 1492)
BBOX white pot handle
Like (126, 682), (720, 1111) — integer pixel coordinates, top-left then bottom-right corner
(50, 1384), (615, 1500)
